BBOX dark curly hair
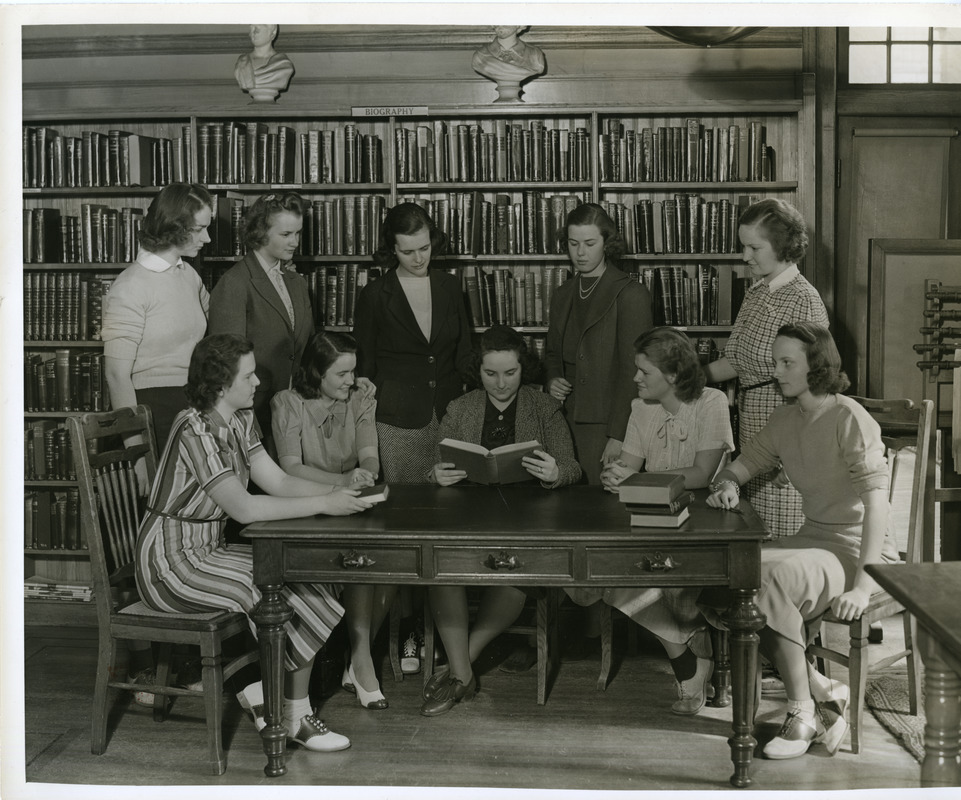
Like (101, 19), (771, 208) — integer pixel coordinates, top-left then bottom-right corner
(242, 192), (305, 251)
(185, 333), (255, 412)
(465, 325), (543, 389)
(373, 202), (448, 270)
(293, 331), (358, 400)
(139, 183), (213, 253)
(556, 202), (626, 268)
(775, 322), (850, 395)
(634, 327), (706, 403)
(738, 198), (809, 264)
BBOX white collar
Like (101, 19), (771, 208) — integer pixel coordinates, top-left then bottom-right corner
(766, 264), (800, 292)
(254, 250), (283, 275)
(136, 248), (183, 273)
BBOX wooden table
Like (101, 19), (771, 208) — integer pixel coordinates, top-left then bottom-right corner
(243, 484), (768, 787)
(867, 561), (961, 787)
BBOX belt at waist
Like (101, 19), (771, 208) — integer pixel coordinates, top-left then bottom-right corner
(146, 506), (225, 525)
(740, 379), (774, 392)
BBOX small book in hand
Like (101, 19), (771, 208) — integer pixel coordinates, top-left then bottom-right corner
(356, 483), (390, 503)
(617, 472), (686, 505)
(438, 438), (542, 485)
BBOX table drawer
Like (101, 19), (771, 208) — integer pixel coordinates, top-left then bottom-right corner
(585, 545), (730, 584)
(433, 545), (575, 579)
(283, 542), (421, 580)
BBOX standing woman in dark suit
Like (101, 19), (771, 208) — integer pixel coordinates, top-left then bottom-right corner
(208, 192), (314, 456)
(545, 203), (654, 485)
(353, 202), (473, 483)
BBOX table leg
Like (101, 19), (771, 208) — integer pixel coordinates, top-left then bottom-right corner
(723, 588), (766, 789)
(250, 582), (293, 778)
(918, 629), (961, 787)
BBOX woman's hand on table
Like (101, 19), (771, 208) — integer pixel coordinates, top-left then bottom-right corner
(432, 462), (468, 487)
(707, 483), (740, 510)
(319, 488), (374, 515)
(600, 459), (635, 493)
(831, 587), (872, 622)
(346, 467), (377, 488)
(522, 450), (559, 484)
(547, 377), (572, 402)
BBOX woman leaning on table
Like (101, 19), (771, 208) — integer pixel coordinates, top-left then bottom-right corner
(271, 331), (398, 712)
(421, 325), (582, 716)
(568, 327), (733, 716)
(544, 202), (653, 485)
(704, 322), (898, 760)
(136, 333), (374, 753)
(702, 198), (828, 538)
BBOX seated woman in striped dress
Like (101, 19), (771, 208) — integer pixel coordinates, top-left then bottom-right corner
(135, 333), (373, 753)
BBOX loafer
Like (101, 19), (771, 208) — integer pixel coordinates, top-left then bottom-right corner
(236, 681), (266, 732)
(763, 709), (819, 760)
(287, 713), (351, 752)
(672, 657), (713, 716)
(420, 673), (476, 717)
(423, 664), (450, 700)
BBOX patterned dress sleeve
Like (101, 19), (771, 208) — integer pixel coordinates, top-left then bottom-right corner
(352, 390), (379, 454)
(694, 389), (735, 453)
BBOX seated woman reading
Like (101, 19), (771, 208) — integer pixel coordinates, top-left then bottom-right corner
(135, 333), (373, 753)
(271, 331), (397, 711)
(422, 325), (581, 716)
(567, 327), (733, 715)
(706, 322), (899, 759)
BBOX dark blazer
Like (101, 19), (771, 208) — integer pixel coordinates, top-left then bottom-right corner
(207, 251), (314, 435)
(544, 265), (653, 440)
(433, 384), (582, 488)
(353, 267), (472, 429)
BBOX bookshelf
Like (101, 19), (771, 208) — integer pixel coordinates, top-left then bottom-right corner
(22, 98), (812, 623)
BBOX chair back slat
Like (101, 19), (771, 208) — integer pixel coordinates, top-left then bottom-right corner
(68, 406), (159, 619)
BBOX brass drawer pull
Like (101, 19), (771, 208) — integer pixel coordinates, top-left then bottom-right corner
(341, 550), (376, 569)
(637, 552), (680, 572)
(484, 551), (522, 571)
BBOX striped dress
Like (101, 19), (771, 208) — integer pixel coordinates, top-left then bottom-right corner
(724, 270), (828, 538)
(135, 406), (344, 672)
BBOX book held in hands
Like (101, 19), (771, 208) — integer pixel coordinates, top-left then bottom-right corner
(439, 438), (541, 485)
(357, 483), (390, 503)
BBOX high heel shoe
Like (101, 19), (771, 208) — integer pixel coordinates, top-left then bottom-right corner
(341, 664), (355, 694)
(347, 663), (388, 710)
(420, 672), (476, 717)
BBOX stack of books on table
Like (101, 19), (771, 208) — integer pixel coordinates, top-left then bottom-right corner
(24, 575), (92, 602)
(617, 473), (694, 528)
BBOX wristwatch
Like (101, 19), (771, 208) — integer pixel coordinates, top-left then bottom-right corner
(710, 479), (740, 496)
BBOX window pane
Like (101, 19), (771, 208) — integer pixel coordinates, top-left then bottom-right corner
(933, 28), (961, 42)
(933, 45), (961, 82)
(849, 44), (889, 82)
(891, 44), (929, 82)
(849, 27), (888, 42)
(891, 27), (930, 42)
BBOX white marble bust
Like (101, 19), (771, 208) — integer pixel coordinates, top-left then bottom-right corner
(235, 24), (295, 103)
(472, 26), (546, 103)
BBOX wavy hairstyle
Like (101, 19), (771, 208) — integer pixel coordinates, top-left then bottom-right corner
(465, 324), (543, 389)
(372, 202), (449, 270)
(139, 183), (213, 253)
(293, 331), (358, 400)
(185, 333), (255, 412)
(633, 327), (706, 403)
(556, 202), (626, 267)
(738, 198), (809, 264)
(776, 322), (850, 395)
(242, 191), (305, 251)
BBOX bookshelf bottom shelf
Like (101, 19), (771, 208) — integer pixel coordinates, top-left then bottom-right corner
(24, 598), (97, 627)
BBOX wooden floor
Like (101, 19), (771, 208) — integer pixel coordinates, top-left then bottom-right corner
(20, 613), (924, 797)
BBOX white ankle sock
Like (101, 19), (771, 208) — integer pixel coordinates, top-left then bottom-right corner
(284, 696), (312, 725)
(787, 698), (816, 723)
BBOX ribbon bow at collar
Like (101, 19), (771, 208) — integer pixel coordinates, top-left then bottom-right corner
(656, 416), (689, 446)
(319, 402), (348, 438)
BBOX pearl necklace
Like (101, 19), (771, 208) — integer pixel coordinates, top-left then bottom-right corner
(578, 275), (602, 301)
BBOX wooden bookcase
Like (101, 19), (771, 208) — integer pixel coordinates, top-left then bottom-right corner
(22, 96), (813, 623)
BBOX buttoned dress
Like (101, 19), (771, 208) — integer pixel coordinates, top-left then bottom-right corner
(135, 406), (343, 671)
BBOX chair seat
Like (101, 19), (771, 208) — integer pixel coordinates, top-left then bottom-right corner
(114, 601), (249, 633)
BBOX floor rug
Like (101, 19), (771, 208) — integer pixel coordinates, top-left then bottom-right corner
(865, 671), (925, 763)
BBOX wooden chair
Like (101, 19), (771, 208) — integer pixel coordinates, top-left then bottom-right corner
(69, 405), (258, 775)
(807, 396), (934, 754)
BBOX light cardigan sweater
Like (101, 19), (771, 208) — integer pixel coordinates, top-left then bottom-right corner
(101, 249), (209, 390)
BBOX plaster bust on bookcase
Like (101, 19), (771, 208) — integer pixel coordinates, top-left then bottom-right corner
(472, 26), (546, 103)
(234, 24), (295, 103)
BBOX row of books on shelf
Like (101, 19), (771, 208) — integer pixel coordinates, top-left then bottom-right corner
(24, 575), (93, 602)
(636, 265), (751, 328)
(394, 119), (591, 184)
(24, 205), (144, 264)
(24, 271), (115, 341)
(25, 349), (111, 412)
(24, 490), (86, 552)
(25, 419), (75, 481)
(598, 118), (774, 183)
(463, 264), (569, 328)
(23, 125), (191, 189)
(197, 122), (384, 186)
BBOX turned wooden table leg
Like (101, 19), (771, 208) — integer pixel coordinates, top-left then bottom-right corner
(723, 588), (766, 789)
(250, 582), (293, 778)
(918, 628), (961, 787)
(711, 626), (732, 708)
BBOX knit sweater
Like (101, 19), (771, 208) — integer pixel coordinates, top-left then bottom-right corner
(101, 252), (209, 390)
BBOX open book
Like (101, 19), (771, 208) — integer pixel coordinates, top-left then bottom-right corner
(438, 438), (542, 485)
